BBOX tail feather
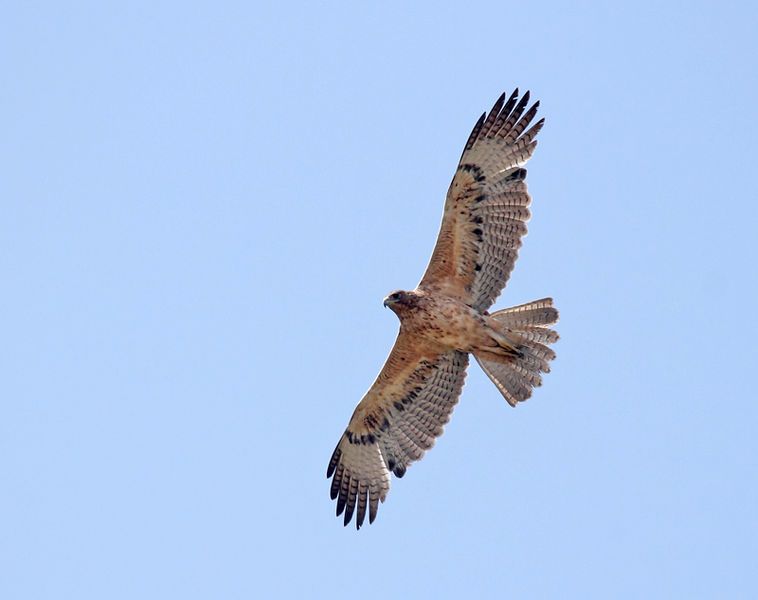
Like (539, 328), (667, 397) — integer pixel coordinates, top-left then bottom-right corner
(489, 297), (558, 328)
(474, 357), (536, 405)
(503, 359), (543, 387)
(475, 298), (559, 407)
(512, 326), (559, 345)
(520, 341), (556, 365)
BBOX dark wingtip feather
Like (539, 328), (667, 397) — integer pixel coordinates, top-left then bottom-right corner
(326, 445), (340, 478)
(515, 92), (530, 119)
(355, 491), (367, 530)
(506, 99), (542, 142)
(524, 117), (545, 141)
(510, 91), (530, 122)
(482, 92), (506, 133)
(368, 489), (380, 525)
(461, 112), (487, 156)
(491, 92), (506, 116)
(490, 89), (522, 138)
(336, 477), (348, 516)
(343, 479), (358, 526)
(505, 88), (519, 110)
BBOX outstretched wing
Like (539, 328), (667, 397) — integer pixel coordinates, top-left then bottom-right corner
(327, 332), (468, 529)
(419, 90), (543, 311)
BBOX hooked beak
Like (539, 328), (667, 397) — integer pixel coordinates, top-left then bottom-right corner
(383, 297), (391, 308)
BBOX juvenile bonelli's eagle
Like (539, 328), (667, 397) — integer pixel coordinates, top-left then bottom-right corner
(327, 90), (559, 529)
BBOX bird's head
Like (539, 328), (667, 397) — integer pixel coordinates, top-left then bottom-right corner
(383, 290), (417, 315)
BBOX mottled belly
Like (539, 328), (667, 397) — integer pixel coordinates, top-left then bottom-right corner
(406, 296), (491, 352)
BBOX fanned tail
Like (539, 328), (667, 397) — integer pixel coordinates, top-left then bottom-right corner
(474, 298), (559, 406)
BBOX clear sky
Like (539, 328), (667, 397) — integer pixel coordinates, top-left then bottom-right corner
(2, 2), (757, 598)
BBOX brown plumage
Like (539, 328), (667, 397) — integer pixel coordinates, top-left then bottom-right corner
(327, 90), (559, 529)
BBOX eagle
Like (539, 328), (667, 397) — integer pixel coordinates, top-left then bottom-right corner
(327, 90), (559, 529)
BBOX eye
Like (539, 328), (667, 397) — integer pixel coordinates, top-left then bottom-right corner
(392, 293), (402, 300)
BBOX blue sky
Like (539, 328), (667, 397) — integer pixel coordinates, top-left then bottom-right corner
(2, 1), (757, 598)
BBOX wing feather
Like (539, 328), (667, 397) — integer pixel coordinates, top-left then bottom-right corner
(419, 90), (543, 310)
(326, 332), (468, 528)
(488, 89), (521, 138)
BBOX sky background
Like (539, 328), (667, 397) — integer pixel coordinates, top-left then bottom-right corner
(2, 1), (757, 598)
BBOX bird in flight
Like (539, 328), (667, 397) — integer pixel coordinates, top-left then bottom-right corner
(327, 90), (559, 529)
